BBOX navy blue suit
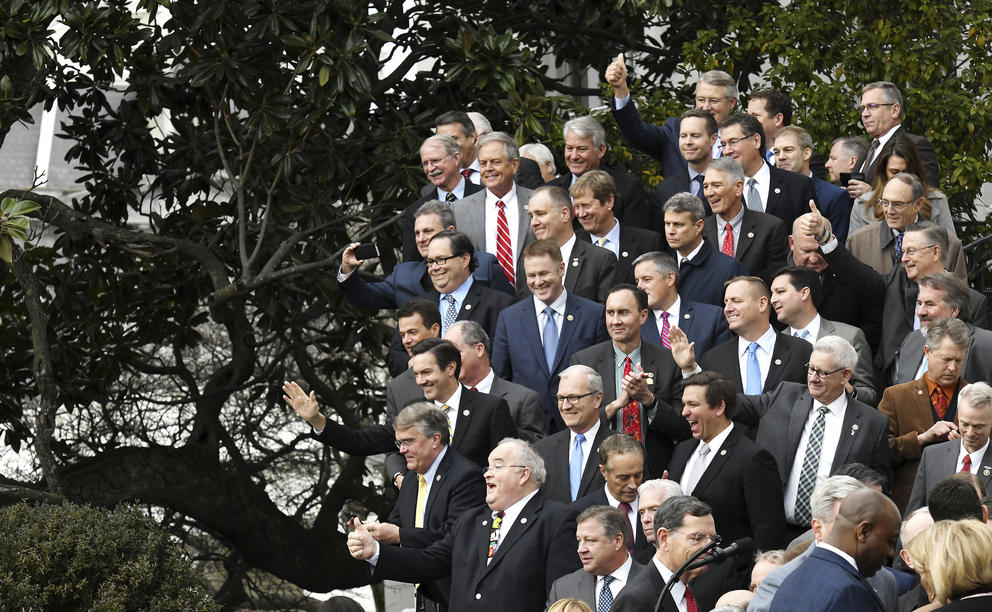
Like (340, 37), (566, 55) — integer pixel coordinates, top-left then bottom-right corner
(491, 292), (609, 433)
(770, 546), (885, 612)
(813, 176), (854, 245)
(676, 240), (749, 308)
(641, 299), (731, 357)
(610, 101), (686, 180)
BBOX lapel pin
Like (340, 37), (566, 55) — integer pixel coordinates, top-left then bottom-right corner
(463, 409), (470, 416)
(774, 187), (781, 194)
(917, 389), (923, 395)
(853, 424), (859, 430)
(747, 232), (755, 238)
(774, 358), (782, 366)
(567, 314), (574, 321)
(572, 259), (579, 267)
(645, 375), (654, 385)
(520, 517), (527, 524)
(464, 304), (472, 310)
(436, 475), (442, 481)
(482, 520), (489, 526)
(984, 468), (990, 477)
(621, 251), (629, 258)
(720, 449), (727, 456)
(683, 313), (691, 319)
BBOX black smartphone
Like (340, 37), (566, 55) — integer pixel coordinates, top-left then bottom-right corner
(850, 172), (865, 183)
(839, 172), (852, 186)
(353, 242), (380, 260)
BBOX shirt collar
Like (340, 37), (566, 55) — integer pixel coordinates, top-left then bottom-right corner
(436, 384), (463, 411)
(738, 324), (777, 357)
(571, 418), (600, 443)
(751, 160), (771, 184)
(680, 239), (705, 264)
(534, 288), (568, 316)
(485, 182), (518, 205)
(591, 217), (621, 245)
(818, 542), (859, 572)
(498, 488), (539, 527)
(613, 342), (643, 370)
(445, 274), (474, 302)
(438, 176), (467, 200)
(560, 232), (577, 264)
(421, 445), (449, 481)
(474, 368), (496, 394)
(702, 421), (734, 455)
(960, 436), (990, 465)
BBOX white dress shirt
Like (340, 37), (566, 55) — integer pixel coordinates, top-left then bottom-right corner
(484, 184), (521, 266)
(784, 392), (848, 522)
(746, 162), (772, 213)
(958, 438), (990, 474)
(590, 218), (621, 260)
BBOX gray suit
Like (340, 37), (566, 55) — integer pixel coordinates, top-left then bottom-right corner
(545, 559), (646, 611)
(905, 438), (992, 514)
(454, 184), (535, 276)
(893, 324), (992, 386)
(748, 542), (898, 612)
(491, 376), (546, 442)
(817, 317), (877, 406)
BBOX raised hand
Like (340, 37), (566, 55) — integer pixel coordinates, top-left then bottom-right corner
(622, 362), (654, 404)
(283, 380), (325, 430)
(366, 521), (401, 545)
(347, 517), (378, 560)
(605, 53), (629, 99)
(340, 242), (363, 275)
(669, 327), (697, 372)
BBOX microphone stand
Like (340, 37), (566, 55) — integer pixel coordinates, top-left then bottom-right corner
(652, 536), (721, 612)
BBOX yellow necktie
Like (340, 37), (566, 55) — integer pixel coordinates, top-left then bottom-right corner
(596, 237), (607, 247)
(441, 403), (453, 438)
(415, 474), (427, 528)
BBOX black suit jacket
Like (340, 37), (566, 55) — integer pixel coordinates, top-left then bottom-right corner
(577, 224), (665, 284)
(703, 206), (789, 285)
(668, 427), (785, 553)
(862, 126), (940, 188)
(698, 332), (813, 395)
(311, 387), (516, 469)
(814, 240), (886, 354)
(763, 165), (819, 230)
(676, 239), (750, 308)
(374, 490), (581, 612)
(569, 340), (690, 476)
(386, 280), (514, 377)
(571, 487), (655, 562)
(402, 181), (485, 262)
(547, 165), (651, 229)
(535, 423), (615, 504)
(652, 165), (712, 231)
(515, 237), (619, 303)
(386, 447), (486, 604)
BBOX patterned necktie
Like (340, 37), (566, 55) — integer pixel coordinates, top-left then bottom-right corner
(415, 474), (427, 528)
(616, 502), (635, 555)
(961, 454), (972, 473)
(621, 357), (642, 441)
(495, 200), (514, 286)
(894, 232), (905, 262)
(569, 432), (586, 501)
(542, 306), (558, 371)
(721, 222), (734, 256)
(441, 294), (457, 334)
(745, 177), (762, 212)
(461, 168), (473, 181)
(793, 329), (811, 343)
(931, 386), (948, 419)
(795, 406), (829, 524)
(745, 342), (762, 394)
(683, 443), (711, 495)
(685, 586), (699, 612)
(861, 139), (880, 172)
(598, 575), (615, 612)
(487, 510), (504, 560)
(596, 236), (608, 248)
(444, 191), (456, 204)
(660, 312), (671, 348)
(693, 174), (705, 200)
(441, 403), (453, 439)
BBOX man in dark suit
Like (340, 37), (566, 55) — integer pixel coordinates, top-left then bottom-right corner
(525, 185), (618, 302)
(701, 156), (789, 284)
(546, 505), (647, 611)
(663, 192), (748, 308)
(652, 110), (719, 226)
(611, 495), (718, 612)
(632, 251), (730, 357)
(676, 276), (812, 395)
(573, 170), (664, 283)
(879, 318), (969, 513)
(401, 134), (486, 261)
(348, 438), (581, 612)
(769, 488), (901, 612)
(544, 115), (650, 228)
(569, 285), (690, 476)
(535, 365), (615, 504)
(667, 372), (785, 553)
(730, 336), (890, 539)
(719, 113), (817, 230)
(385, 230), (514, 376)
(605, 54), (737, 178)
(492, 240), (608, 433)
(905, 381), (992, 514)
(284, 338), (516, 469)
(360, 403), (485, 611)
(634, 479), (685, 564)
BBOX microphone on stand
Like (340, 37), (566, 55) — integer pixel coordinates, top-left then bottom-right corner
(684, 537), (754, 571)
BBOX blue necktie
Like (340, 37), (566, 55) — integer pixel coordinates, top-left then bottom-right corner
(569, 432), (586, 501)
(745, 342), (762, 394)
(598, 574), (615, 612)
(895, 232), (905, 261)
(441, 294), (457, 334)
(693, 174), (705, 201)
(542, 306), (558, 371)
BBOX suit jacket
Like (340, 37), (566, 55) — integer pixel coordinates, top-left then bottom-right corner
(568, 340), (689, 476)
(386, 447), (487, 605)
(846, 220), (966, 281)
(878, 375), (964, 513)
(516, 237), (619, 303)
(734, 382), (891, 490)
(818, 317), (878, 406)
(641, 299), (731, 358)
(490, 376), (546, 442)
(893, 324), (992, 387)
(402, 181), (485, 261)
(814, 243), (885, 354)
(310, 387), (516, 469)
(771, 546), (885, 612)
(416, 157), (544, 195)
(668, 426), (785, 553)
(610, 102), (686, 180)
(577, 224), (665, 284)
(386, 280), (514, 377)
(698, 332), (813, 395)
(702, 206), (789, 284)
(547, 165), (651, 229)
(611, 561), (678, 612)
(879, 266), (917, 375)
(862, 126), (940, 188)
(453, 184), (536, 277)
(373, 490), (581, 612)
(652, 165), (712, 231)
(571, 488), (655, 562)
(676, 240), (749, 308)
(545, 559), (646, 611)
(813, 176), (854, 245)
(762, 165), (819, 230)
(384, 368), (427, 481)
(534, 423), (615, 504)
(905, 438), (992, 514)
(492, 292), (609, 433)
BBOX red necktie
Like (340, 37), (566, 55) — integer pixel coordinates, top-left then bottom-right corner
(470, 386), (478, 392)
(495, 200), (515, 286)
(621, 357), (642, 441)
(685, 587), (699, 612)
(961, 454), (972, 473)
(617, 501), (635, 555)
(931, 387), (948, 419)
(721, 222), (734, 256)
(660, 312), (671, 348)
(461, 168), (473, 180)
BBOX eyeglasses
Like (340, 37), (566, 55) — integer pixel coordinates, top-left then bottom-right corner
(673, 530), (720, 545)
(902, 245), (936, 257)
(719, 136), (754, 149)
(424, 254), (458, 267)
(484, 465), (526, 475)
(696, 96), (729, 106)
(421, 154), (453, 169)
(555, 391), (596, 405)
(856, 102), (896, 113)
(878, 198), (915, 209)
(804, 362), (846, 379)
(394, 436), (424, 450)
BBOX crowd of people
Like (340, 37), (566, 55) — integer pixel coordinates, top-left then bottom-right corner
(283, 57), (992, 612)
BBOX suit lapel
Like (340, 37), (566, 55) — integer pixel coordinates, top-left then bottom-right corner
(520, 303), (550, 376)
(457, 283), (482, 322)
(766, 335), (790, 390)
(831, 398), (862, 471)
(515, 189), (532, 260)
(976, 446), (992, 491)
(785, 390), (813, 471)
(484, 493), (540, 573)
(563, 246), (584, 294)
(552, 295), (582, 373)
(695, 427), (737, 493)
(817, 318), (836, 339)
(579, 427), (607, 494)
(668, 439), (698, 482)
(451, 391), (475, 449)
(678, 303), (696, 339)
(423, 451), (452, 519)
(736, 209), (758, 260)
